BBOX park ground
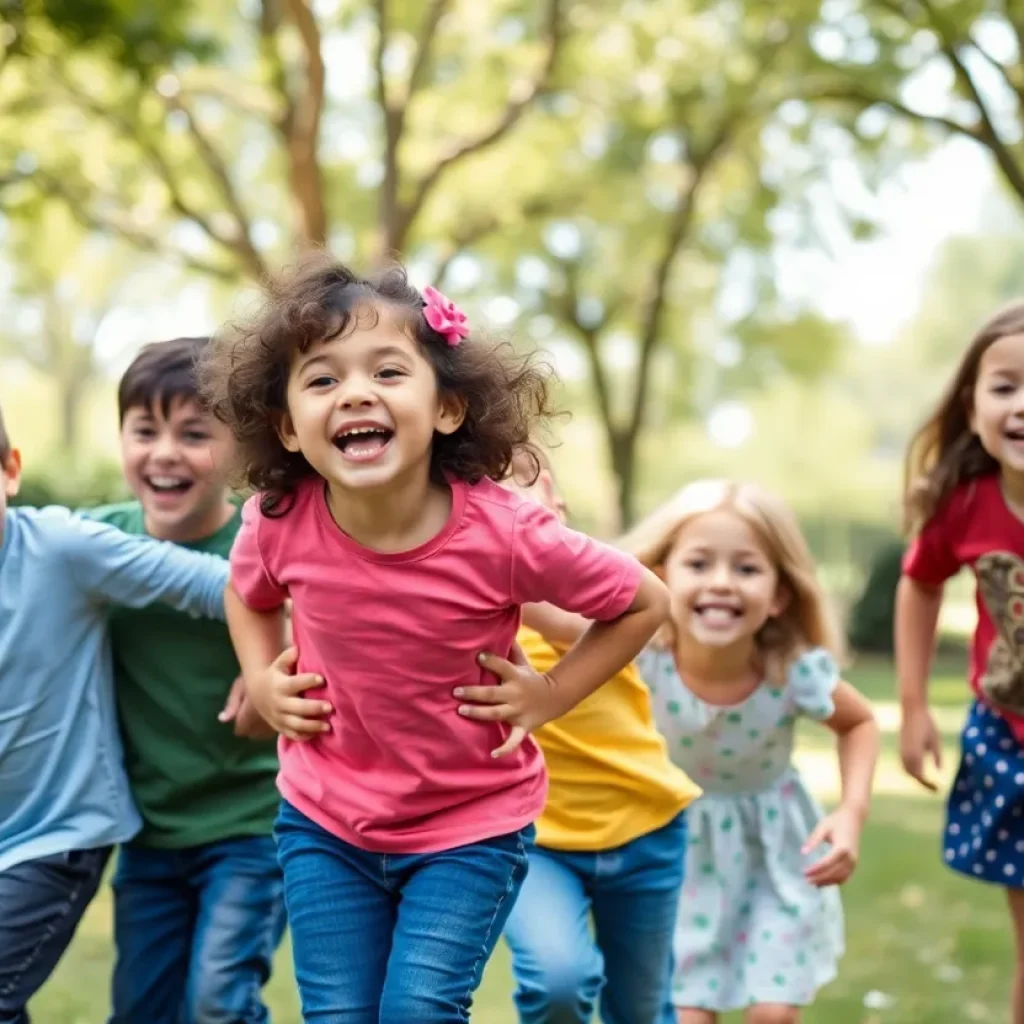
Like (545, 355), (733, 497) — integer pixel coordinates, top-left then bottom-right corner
(32, 654), (1013, 1023)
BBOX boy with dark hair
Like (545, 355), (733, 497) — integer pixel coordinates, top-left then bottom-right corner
(0, 401), (230, 1024)
(87, 337), (284, 1024)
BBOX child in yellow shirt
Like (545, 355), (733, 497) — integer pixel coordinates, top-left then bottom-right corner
(502, 450), (701, 1024)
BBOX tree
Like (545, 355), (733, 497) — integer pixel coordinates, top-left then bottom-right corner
(0, 207), (141, 454)
(802, 0), (1024, 213)
(470, 0), (845, 525)
(2, 0), (569, 277)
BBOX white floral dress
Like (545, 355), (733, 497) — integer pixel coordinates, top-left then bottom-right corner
(635, 647), (845, 1011)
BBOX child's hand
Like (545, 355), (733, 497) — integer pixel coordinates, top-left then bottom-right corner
(454, 648), (560, 759)
(247, 647), (332, 742)
(899, 704), (943, 791)
(219, 676), (278, 740)
(802, 805), (862, 887)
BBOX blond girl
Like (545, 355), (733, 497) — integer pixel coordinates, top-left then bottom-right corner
(625, 480), (879, 1024)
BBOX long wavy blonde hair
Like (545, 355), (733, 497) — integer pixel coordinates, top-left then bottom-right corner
(619, 479), (843, 680)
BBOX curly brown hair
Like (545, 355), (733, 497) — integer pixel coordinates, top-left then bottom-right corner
(198, 252), (554, 515)
(904, 300), (1024, 534)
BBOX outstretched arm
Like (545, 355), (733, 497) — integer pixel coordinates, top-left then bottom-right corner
(803, 681), (879, 887)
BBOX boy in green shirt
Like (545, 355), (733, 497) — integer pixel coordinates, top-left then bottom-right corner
(89, 337), (284, 1024)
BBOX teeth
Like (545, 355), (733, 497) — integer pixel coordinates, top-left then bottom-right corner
(341, 427), (387, 437)
(149, 477), (188, 488)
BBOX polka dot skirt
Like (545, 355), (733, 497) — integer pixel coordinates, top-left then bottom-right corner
(945, 700), (1024, 887)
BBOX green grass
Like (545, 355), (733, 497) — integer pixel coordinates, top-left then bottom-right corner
(30, 653), (1014, 1023)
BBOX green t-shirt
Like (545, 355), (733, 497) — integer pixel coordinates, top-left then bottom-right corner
(88, 501), (279, 848)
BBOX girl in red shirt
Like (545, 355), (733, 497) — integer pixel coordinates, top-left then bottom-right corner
(898, 300), (1024, 1023)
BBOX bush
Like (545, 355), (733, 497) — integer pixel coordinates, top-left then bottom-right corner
(848, 539), (905, 654)
(12, 459), (129, 510)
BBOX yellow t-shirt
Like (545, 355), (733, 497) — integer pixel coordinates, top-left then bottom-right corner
(520, 626), (701, 851)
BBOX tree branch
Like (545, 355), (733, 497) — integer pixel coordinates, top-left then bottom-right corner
(393, 0), (565, 248)
(407, 0), (451, 101)
(967, 31), (1024, 109)
(557, 258), (616, 446)
(625, 128), (731, 448)
(260, 0), (296, 138)
(165, 95), (267, 278)
(34, 171), (239, 281)
(283, 0), (327, 246)
(910, 0), (1024, 201)
(806, 83), (980, 138)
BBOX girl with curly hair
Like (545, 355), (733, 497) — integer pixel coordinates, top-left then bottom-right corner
(198, 254), (668, 1024)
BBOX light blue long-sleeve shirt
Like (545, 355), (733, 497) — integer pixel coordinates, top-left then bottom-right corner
(0, 506), (230, 871)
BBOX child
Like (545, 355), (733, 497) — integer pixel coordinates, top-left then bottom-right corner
(0, 402), (230, 1024)
(624, 479), (878, 1024)
(197, 255), (669, 1024)
(86, 338), (285, 1024)
(896, 300), (1024, 1023)
(500, 448), (702, 1024)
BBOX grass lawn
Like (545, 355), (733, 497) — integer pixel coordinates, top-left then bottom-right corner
(30, 653), (1014, 1023)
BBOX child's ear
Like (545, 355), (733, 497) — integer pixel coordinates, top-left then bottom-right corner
(434, 393), (467, 437)
(275, 413), (302, 453)
(2, 449), (21, 498)
(770, 583), (791, 619)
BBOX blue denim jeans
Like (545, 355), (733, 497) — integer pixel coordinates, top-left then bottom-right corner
(504, 811), (688, 1024)
(0, 846), (112, 1024)
(108, 836), (286, 1024)
(274, 800), (531, 1023)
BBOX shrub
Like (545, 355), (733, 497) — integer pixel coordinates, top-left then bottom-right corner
(848, 539), (905, 654)
(12, 460), (128, 510)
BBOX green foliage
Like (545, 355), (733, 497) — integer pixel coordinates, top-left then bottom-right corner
(12, 459), (128, 509)
(9, 0), (216, 77)
(848, 538), (904, 654)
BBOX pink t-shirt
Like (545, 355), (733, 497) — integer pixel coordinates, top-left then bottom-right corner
(231, 475), (643, 854)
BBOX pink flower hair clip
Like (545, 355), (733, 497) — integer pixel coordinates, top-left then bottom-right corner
(422, 286), (469, 347)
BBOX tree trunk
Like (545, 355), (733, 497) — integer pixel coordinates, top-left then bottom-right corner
(609, 429), (638, 531)
(59, 374), (85, 456)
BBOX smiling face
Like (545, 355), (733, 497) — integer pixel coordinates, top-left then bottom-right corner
(663, 506), (787, 650)
(280, 302), (464, 496)
(120, 396), (236, 542)
(971, 331), (1024, 476)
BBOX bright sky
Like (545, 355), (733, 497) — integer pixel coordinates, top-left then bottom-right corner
(784, 136), (994, 346)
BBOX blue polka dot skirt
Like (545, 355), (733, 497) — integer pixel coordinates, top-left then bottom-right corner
(945, 700), (1024, 887)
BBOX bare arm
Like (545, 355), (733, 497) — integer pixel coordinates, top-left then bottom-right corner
(803, 680), (879, 887)
(895, 576), (943, 713)
(225, 584), (329, 740)
(823, 681), (879, 822)
(226, 584), (287, 682)
(895, 576), (945, 790)
(521, 602), (589, 648)
(543, 568), (669, 717)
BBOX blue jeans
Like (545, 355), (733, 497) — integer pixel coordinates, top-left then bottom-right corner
(109, 836), (286, 1024)
(0, 846), (111, 1024)
(274, 800), (531, 1023)
(504, 811), (688, 1024)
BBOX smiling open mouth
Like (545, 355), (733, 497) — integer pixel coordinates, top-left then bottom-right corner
(333, 426), (395, 461)
(145, 475), (193, 495)
(1006, 428), (1024, 442)
(694, 604), (742, 626)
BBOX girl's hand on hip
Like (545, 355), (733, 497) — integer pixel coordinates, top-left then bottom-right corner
(248, 646), (331, 742)
(802, 805), (862, 887)
(454, 648), (560, 758)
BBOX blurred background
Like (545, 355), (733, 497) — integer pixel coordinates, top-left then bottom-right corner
(1, 0), (1022, 1019)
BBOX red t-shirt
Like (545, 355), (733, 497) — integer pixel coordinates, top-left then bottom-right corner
(230, 475), (643, 854)
(903, 473), (1024, 740)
